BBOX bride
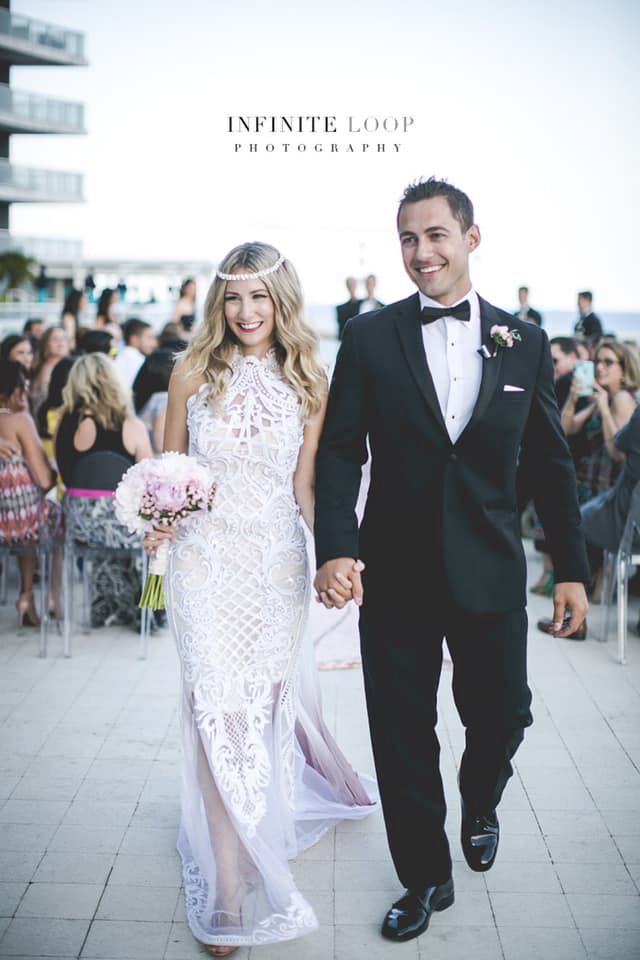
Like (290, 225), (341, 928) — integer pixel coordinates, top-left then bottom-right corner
(144, 243), (376, 956)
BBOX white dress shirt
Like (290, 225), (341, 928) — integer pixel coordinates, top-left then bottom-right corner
(418, 288), (482, 444)
(114, 345), (145, 390)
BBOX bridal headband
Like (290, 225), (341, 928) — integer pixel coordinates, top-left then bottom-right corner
(216, 254), (285, 282)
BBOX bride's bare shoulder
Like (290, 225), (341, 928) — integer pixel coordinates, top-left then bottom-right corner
(169, 356), (206, 404)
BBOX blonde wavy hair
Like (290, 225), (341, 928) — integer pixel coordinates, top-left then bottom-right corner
(62, 353), (131, 430)
(179, 242), (326, 419)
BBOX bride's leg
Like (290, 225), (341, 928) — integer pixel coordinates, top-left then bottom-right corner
(195, 729), (247, 917)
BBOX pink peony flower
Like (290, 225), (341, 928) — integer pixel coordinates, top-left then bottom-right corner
(149, 480), (188, 513)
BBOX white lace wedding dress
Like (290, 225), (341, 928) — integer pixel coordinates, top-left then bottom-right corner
(166, 348), (377, 948)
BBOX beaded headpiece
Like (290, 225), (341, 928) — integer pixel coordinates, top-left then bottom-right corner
(215, 254), (285, 282)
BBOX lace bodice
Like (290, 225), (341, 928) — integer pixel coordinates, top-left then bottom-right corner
(187, 348), (304, 501)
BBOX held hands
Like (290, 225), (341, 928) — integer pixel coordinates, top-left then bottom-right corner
(551, 581), (589, 638)
(314, 558), (365, 610)
(142, 524), (176, 558)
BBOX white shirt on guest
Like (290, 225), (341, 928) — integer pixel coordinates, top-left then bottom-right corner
(418, 287), (482, 444)
(114, 344), (145, 389)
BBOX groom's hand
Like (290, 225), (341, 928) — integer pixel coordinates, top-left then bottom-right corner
(314, 559), (365, 609)
(552, 582), (589, 637)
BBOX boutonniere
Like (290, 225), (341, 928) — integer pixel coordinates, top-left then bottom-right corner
(479, 325), (523, 359)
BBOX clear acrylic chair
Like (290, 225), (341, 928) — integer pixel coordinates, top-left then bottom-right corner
(62, 451), (151, 659)
(600, 481), (640, 664)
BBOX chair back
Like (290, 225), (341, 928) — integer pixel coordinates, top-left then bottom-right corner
(69, 451), (133, 492)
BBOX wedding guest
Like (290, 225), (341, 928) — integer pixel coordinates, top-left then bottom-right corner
(30, 327), (70, 417)
(133, 348), (174, 454)
(336, 276), (362, 339)
(538, 339), (638, 638)
(95, 288), (122, 348)
(23, 318), (44, 347)
(61, 288), (87, 350)
(37, 356), (75, 466)
(358, 273), (385, 314)
(513, 285), (542, 326)
(76, 329), (115, 356)
(114, 318), (156, 389)
(0, 360), (63, 626)
(574, 290), (603, 342)
(172, 277), (197, 337)
(158, 321), (187, 351)
(55, 354), (152, 628)
(1, 334), (34, 371)
(550, 336), (580, 408)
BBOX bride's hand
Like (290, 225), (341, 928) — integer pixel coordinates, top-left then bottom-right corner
(143, 525), (176, 557)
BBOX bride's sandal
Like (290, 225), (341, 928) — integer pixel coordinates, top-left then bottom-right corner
(206, 947), (238, 958)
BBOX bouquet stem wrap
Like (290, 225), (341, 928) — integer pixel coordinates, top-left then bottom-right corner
(139, 540), (169, 610)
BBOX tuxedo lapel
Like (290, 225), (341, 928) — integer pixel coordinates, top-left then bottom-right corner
(394, 294), (448, 436)
(461, 296), (506, 438)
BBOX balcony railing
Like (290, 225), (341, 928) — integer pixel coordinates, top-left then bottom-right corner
(0, 160), (83, 202)
(0, 83), (85, 133)
(0, 9), (86, 64)
(0, 230), (82, 261)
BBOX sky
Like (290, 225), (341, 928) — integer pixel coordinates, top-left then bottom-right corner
(9, 0), (640, 311)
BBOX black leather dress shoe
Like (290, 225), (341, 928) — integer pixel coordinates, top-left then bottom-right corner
(461, 802), (499, 871)
(381, 878), (454, 941)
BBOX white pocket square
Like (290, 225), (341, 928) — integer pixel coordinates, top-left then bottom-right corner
(503, 384), (525, 392)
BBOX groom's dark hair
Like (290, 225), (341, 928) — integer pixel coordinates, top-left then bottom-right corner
(397, 177), (474, 233)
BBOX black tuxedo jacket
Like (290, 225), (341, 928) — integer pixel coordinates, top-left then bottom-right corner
(336, 299), (363, 340)
(315, 293), (590, 613)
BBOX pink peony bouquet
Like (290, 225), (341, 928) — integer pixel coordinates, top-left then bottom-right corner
(114, 452), (216, 610)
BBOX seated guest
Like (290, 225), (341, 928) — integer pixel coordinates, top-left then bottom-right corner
(1, 334), (34, 371)
(158, 321), (187, 351)
(30, 327), (70, 418)
(37, 357), (75, 494)
(24, 318), (44, 344)
(550, 336), (579, 408)
(114, 318), (156, 389)
(581, 405), (640, 556)
(94, 288), (123, 350)
(76, 329), (115, 356)
(538, 339), (638, 639)
(56, 354), (152, 627)
(0, 360), (63, 626)
(133, 348), (175, 454)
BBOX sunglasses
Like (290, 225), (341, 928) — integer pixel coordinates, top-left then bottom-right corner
(595, 358), (619, 367)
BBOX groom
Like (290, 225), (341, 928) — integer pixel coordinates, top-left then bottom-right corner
(314, 178), (589, 943)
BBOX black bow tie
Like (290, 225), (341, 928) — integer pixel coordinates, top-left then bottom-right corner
(421, 300), (470, 324)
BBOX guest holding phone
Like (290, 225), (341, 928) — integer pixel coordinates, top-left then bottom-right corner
(538, 339), (639, 638)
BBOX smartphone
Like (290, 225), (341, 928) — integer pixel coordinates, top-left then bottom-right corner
(574, 360), (595, 398)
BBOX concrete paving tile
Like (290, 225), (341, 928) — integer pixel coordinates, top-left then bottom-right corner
(493, 833), (551, 863)
(75, 780), (146, 804)
(498, 925), (587, 959)
(17, 882), (103, 920)
(108, 854), (180, 887)
(335, 923), (419, 958)
(305, 891), (333, 926)
(245, 924), (330, 960)
(86, 759), (154, 781)
(335, 832), (391, 861)
(49, 825), (126, 855)
(0, 883), (27, 918)
(0, 823), (56, 854)
(62, 801), (137, 829)
(118, 827), (177, 857)
(0, 799), (69, 826)
(291, 859), (333, 892)
(163, 920), (215, 958)
(39, 732), (107, 759)
(497, 809), (542, 836)
(545, 836), (623, 864)
(599, 811), (640, 837)
(0, 917), (90, 956)
(580, 926), (640, 959)
(536, 811), (610, 840)
(587, 787), (639, 811)
(484, 861), (561, 894)
(81, 919), (171, 958)
(129, 802), (180, 831)
(139, 778), (179, 802)
(334, 859), (399, 892)
(523, 786), (597, 812)
(33, 851), (114, 885)
(10, 777), (82, 803)
(0, 779), (19, 802)
(334, 888), (402, 925)
(172, 892), (186, 923)
(24, 756), (93, 782)
(417, 925), (502, 960)
(614, 834), (640, 864)
(0, 851), (43, 883)
(97, 885), (179, 922)
(489, 892), (574, 927)
(297, 830), (334, 861)
(0, 919), (8, 940)
(555, 861), (637, 895)
(565, 893), (640, 929)
(336, 807), (387, 834)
